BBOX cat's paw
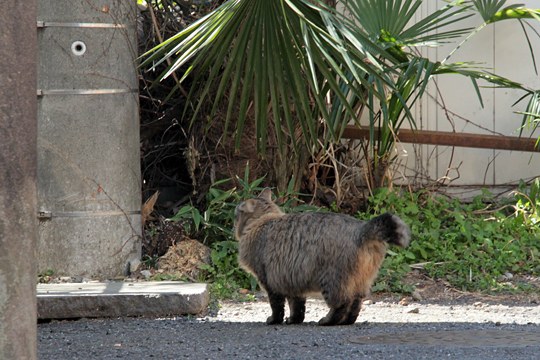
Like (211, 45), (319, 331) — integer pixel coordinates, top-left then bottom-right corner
(285, 316), (304, 325)
(266, 315), (284, 325)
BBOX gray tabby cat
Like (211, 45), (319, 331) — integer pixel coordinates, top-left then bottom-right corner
(234, 188), (411, 326)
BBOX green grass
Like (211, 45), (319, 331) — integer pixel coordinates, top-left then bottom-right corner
(362, 186), (540, 293)
(170, 175), (540, 298)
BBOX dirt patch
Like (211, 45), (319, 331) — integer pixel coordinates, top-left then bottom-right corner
(369, 270), (540, 306)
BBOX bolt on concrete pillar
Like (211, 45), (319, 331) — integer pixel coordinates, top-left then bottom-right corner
(0, 1), (38, 359)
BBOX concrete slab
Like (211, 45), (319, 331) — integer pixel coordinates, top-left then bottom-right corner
(37, 281), (209, 320)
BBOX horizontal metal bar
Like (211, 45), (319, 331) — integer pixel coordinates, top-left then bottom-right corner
(37, 210), (141, 219)
(342, 126), (540, 152)
(37, 89), (138, 96)
(37, 21), (127, 29)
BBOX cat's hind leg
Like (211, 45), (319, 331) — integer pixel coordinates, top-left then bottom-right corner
(318, 303), (348, 326)
(285, 296), (306, 324)
(318, 273), (348, 325)
(339, 296), (362, 325)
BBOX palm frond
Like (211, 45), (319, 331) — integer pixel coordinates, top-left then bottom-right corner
(142, 0), (395, 155)
(434, 62), (524, 89)
(485, 4), (540, 23)
(342, 0), (473, 48)
(470, 0), (507, 22)
(514, 91), (540, 138)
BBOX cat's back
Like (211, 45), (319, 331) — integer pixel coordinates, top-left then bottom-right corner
(261, 211), (364, 242)
(254, 212), (363, 294)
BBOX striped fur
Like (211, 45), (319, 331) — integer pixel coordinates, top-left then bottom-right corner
(234, 188), (411, 326)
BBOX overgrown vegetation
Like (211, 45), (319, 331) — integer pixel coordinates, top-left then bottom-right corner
(171, 173), (540, 299)
(137, 1), (540, 300)
(142, 0), (540, 192)
(362, 185), (540, 293)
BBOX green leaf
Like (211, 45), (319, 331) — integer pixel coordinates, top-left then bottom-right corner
(488, 6), (540, 23)
(471, 0), (507, 22)
(170, 205), (194, 221)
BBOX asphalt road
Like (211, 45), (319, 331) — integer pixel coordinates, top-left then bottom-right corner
(39, 316), (540, 359)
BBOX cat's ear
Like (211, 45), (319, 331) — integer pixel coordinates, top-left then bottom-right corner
(259, 188), (273, 202)
(237, 200), (255, 213)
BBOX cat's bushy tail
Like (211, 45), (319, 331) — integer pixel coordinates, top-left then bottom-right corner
(361, 213), (411, 248)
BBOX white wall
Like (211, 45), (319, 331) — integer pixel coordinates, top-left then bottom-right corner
(399, 0), (540, 189)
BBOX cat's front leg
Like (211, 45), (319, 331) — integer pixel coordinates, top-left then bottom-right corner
(266, 290), (285, 325)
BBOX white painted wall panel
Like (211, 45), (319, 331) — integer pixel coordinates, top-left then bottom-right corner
(400, 0), (540, 187)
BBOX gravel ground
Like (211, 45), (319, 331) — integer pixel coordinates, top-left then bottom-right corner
(38, 297), (540, 359)
(213, 297), (540, 325)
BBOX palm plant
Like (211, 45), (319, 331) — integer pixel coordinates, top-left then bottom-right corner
(338, 0), (540, 187)
(142, 0), (540, 192)
(142, 0), (393, 190)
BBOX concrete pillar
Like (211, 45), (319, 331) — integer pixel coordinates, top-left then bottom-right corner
(37, 0), (142, 278)
(0, 1), (38, 359)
